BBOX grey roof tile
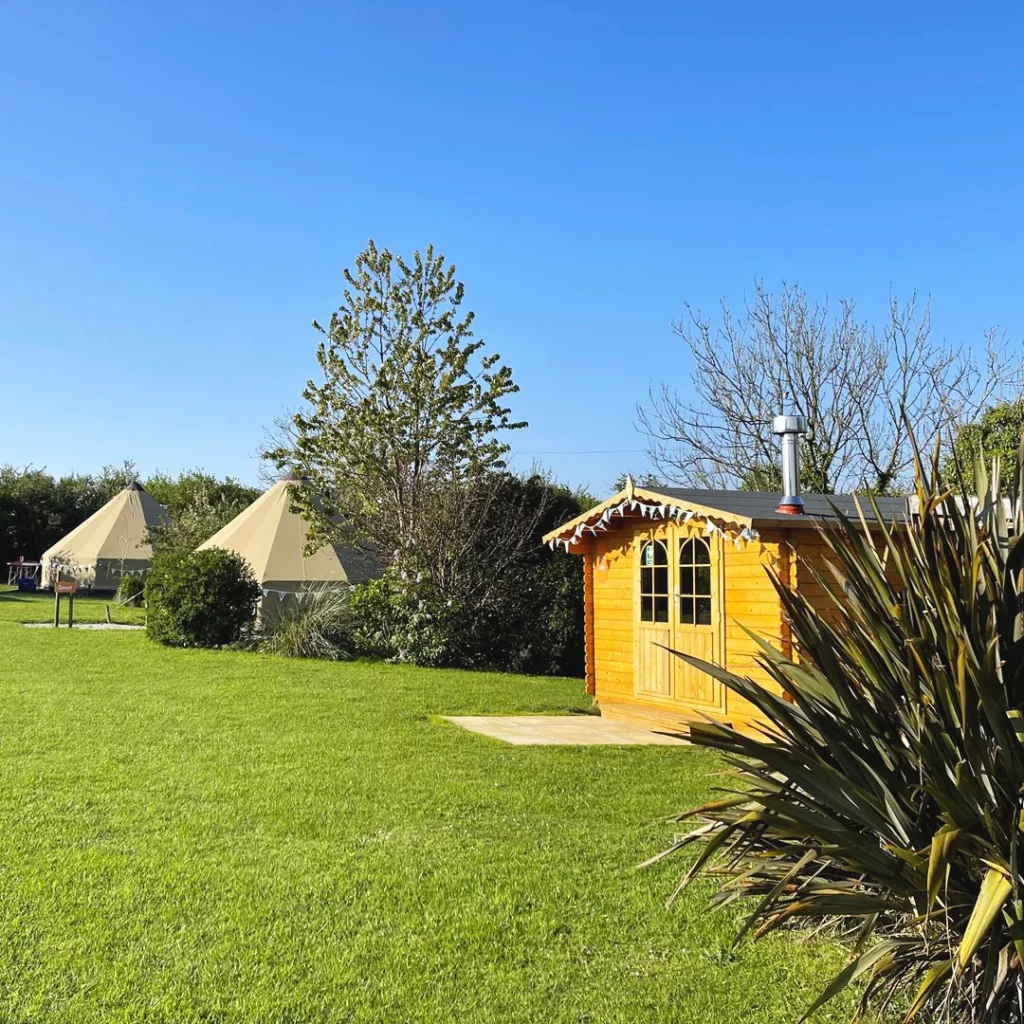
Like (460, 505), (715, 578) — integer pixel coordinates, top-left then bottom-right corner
(648, 488), (908, 524)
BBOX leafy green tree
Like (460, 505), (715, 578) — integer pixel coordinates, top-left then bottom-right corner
(96, 461), (140, 501)
(264, 243), (593, 674)
(0, 467), (61, 565)
(611, 471), (661, 492)
(144, 470), (260, 555)
(947, 398), (1024, 489)
(144, 469), (259, 517)
(0, 468), (107, 567)
(265, 240), (525, 559)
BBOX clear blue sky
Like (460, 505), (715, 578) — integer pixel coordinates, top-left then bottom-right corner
(3, 1), (1022, 494)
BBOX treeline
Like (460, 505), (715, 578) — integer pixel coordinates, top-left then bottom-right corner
(141, 471), (592, 678)
(0, 463), (260, 568)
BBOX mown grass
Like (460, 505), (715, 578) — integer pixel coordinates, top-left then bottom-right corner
(0, 589), (854, 1023)
(0, 588), (146, 626)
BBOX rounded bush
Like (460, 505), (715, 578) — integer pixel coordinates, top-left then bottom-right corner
(116, 573), (146, 602)
(145, 548), (261, 647)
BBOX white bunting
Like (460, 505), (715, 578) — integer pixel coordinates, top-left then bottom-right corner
(549, 498), (760, 549)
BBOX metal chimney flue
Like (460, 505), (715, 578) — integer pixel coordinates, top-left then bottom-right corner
(772, 414), (808, 515)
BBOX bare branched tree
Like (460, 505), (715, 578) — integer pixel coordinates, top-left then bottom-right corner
(638, 281), (1022, 493)
(412, 472), (551, 607)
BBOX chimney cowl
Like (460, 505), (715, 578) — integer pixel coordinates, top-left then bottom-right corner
(772, 414), (808, 436)
(772, 414), (808, 514)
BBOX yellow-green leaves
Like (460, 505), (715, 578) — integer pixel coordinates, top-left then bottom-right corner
(957, 867), (1013, 972)
(797, 941), (898, 1022)
(1009, 708), (1024, 749)
(904, 959), (954, 1022)
(927, 826), (961, 911)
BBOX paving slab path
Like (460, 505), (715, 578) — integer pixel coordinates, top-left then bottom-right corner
(444, 714), (689, 746)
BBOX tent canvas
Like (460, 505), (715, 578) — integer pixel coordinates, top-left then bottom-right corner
(40, 482), (168, 590)
(196, 477), (379, 594)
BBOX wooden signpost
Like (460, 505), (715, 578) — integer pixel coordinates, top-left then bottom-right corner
(53, 580), (77, 628)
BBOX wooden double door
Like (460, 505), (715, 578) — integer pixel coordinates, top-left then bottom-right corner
(634, 524), (724, 712)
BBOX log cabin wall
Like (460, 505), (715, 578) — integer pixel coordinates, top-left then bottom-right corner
(586, 518), (795, 732)
(719, 527), (790, 727)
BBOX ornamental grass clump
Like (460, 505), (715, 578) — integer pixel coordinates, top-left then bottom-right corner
(656, 436), (1024, 1023)
(253, 582), (355, 660)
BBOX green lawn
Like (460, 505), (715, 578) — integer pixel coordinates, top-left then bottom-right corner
(0, 589), (853, 1023)
(0, 588), (147, 626)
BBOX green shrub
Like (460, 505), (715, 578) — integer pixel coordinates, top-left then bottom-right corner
(349, 550), (583, 673)
(350, 568), (469, 667)
(253, 583), (355, 660)
(349, 556), (583, 673)
(145, 548), (260, 648)
(116, 573), (146, 603)
(659, 439), (1024, 1023)
(482, 551), (583, 676)
(346, 473), (586, 674)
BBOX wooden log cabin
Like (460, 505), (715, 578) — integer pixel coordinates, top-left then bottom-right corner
(543, 477), (907, 736)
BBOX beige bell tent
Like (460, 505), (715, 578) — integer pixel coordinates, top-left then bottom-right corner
(196, 476), (378, 594)
(41, 482), (168, 590)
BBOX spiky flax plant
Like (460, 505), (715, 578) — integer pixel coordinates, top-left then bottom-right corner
(654, 435), (1024, 1022)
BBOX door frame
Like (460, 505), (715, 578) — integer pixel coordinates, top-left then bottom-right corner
(633, 529), (673, 698)
(671, 526), (726, 713)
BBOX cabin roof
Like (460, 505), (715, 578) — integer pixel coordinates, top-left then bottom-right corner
(652, 489), (909, 524)
(543, 484), (909, 548)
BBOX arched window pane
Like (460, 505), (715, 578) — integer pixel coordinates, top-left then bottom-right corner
(679, 537), (713, 626)
(640, 540), (669, 624)
(695, 564), (711, 596)
(653, 565), (668, 594)
(680, 538), (711, 566)
(679, 565), (694, 596)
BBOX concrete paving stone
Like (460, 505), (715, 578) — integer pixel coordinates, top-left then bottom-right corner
(443, 715), (689, 746)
